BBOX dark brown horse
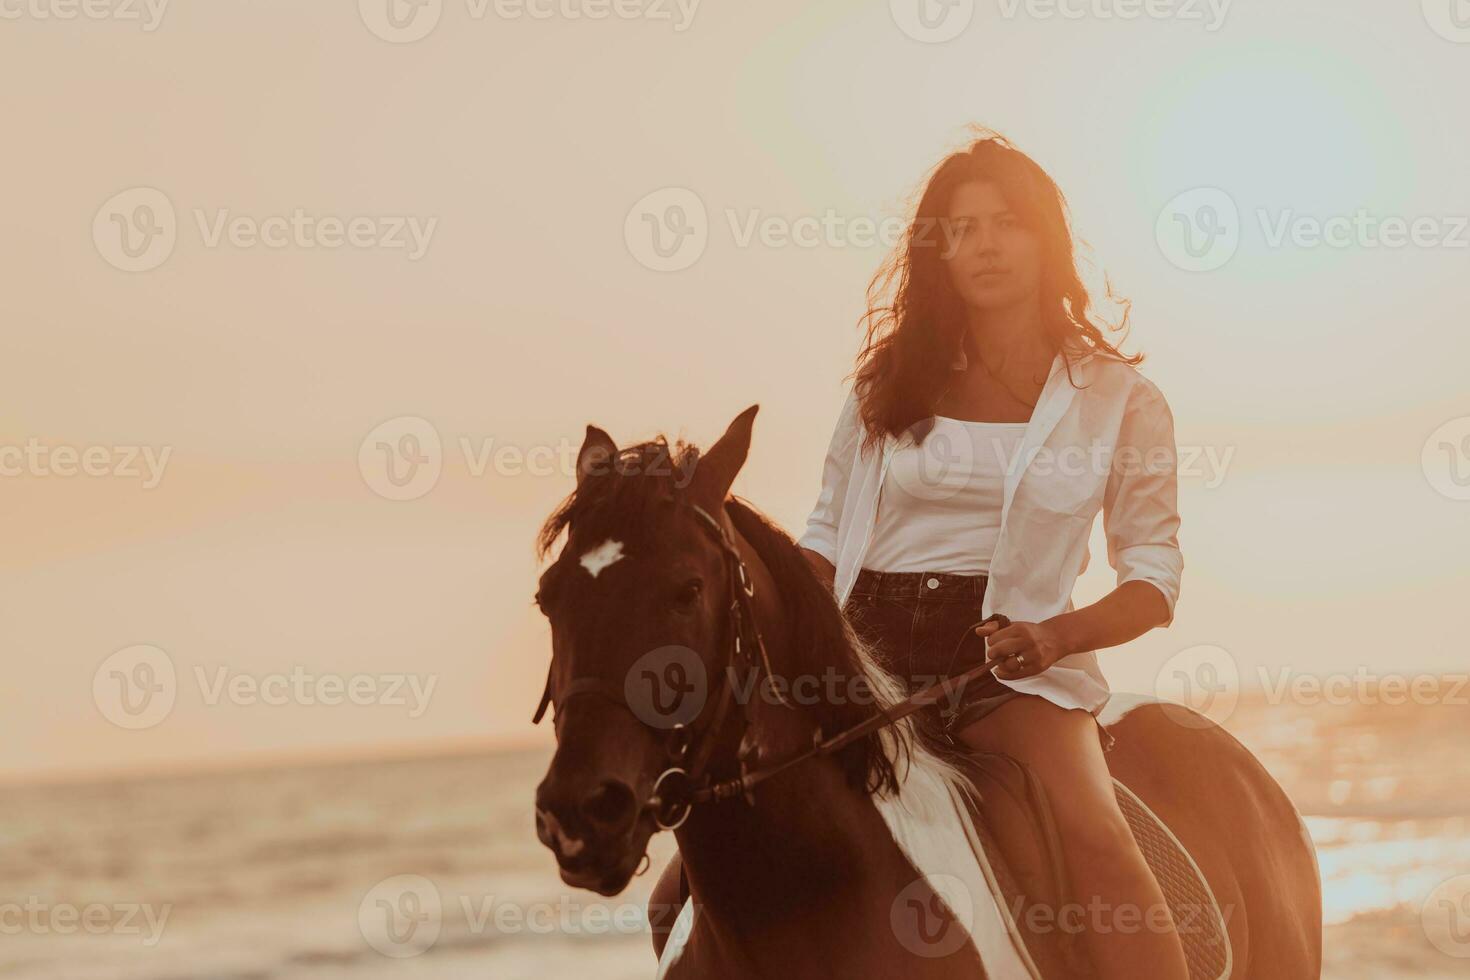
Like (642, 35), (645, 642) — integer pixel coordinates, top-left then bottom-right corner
(531, 406), (1320, 978)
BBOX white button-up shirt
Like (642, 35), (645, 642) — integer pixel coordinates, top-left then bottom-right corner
(796, 348), (1184, 713)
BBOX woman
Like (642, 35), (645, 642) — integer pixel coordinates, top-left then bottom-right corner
(796, 134), (1190, 978)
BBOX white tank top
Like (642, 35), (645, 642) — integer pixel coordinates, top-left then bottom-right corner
(861, 416), (1028, 575)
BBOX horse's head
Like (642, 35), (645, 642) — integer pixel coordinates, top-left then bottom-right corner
(531, 405), (759, 896)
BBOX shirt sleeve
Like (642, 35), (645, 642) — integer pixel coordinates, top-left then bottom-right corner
(794, 384), (862, 566)
(1101, 378), (1184, 627)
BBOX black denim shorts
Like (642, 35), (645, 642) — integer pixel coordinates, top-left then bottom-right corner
(841, 567), (1020, 735)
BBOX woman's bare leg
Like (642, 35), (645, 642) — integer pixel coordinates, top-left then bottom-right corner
(955, 696), (1190, 980)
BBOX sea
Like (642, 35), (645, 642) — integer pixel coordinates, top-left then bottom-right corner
(3, 693), (1467, 979)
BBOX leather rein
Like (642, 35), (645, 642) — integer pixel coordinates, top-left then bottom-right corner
(531, 502), (1010, 831)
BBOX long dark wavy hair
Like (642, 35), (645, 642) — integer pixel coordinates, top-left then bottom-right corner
(852, 131), (1141, 452)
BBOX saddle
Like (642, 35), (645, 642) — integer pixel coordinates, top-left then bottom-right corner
(957, 752), (1232, 980)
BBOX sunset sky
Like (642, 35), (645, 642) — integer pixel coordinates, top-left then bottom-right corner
(3, 0), (1467, 782)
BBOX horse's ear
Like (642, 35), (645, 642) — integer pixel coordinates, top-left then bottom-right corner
(690, 405), (758, 507)
(576, 424), (618, 487)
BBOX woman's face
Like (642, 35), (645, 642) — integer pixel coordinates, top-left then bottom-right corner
(942, 180), (1043, 314)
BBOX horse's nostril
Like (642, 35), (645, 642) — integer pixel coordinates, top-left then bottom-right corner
(580, 779), (638, 831)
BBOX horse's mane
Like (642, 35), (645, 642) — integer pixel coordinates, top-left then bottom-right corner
(536, 435), (973, 807)
(722, 495), (921, 796)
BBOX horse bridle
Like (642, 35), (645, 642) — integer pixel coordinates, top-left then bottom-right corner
(531, 502), (1011, 832)
(531, 502), (784, 830)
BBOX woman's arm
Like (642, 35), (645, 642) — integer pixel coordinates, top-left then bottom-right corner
(795, 385), (862, 594)
(1096, 379), (1184, 626)
(980, 582), (1168, 678)
(1043, 579), (1170, 654)
(980, 378), (1183, 678)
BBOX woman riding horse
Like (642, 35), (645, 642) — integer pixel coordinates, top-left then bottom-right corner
(794, 133), (1189, 978)
(536, 131), (1321, 978)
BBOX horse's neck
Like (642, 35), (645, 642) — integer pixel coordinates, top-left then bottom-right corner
(673, 712), (909, 926)
(675, 523), (937, 948)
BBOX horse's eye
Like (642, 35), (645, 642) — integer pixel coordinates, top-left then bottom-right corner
(674, 579), (703, 609)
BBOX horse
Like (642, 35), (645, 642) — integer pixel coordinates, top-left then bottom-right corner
(530, 405), (1321, 978)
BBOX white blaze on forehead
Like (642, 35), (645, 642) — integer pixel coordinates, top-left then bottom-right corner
(579, 539), (625, 578)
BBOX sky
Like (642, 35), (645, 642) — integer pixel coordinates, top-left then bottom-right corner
(2, 0), (1468, 782)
